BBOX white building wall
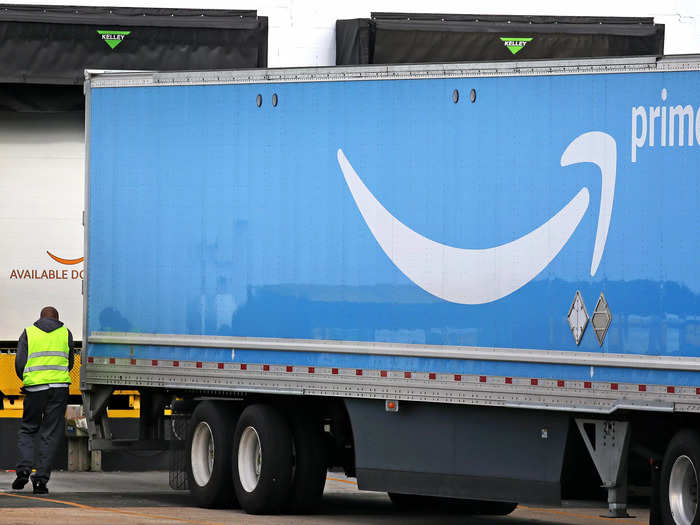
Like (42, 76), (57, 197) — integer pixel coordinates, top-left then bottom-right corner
(0, 113), (84, 340)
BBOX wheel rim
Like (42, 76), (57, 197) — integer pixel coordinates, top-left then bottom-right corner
(669, 454), (698, 525)
(238, 426), (262, 492)
(191, 422), (215, 487)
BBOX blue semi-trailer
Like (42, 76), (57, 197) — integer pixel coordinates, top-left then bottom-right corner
(82, 56), (699, 522)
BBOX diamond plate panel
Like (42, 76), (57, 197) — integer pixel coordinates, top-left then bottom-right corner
(567, 290), (589, 345)
(592, 293), (612, 346)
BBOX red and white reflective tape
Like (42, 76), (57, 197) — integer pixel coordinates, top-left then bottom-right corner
(84, 356), (697, 397)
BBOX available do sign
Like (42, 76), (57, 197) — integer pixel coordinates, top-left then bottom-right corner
(9, 251), (84, 280)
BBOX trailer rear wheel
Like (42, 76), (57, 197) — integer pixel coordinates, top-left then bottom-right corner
(233, 404), (293, 514)
(186, 401), (238, 508)
(285, 413), (327, 513)
(662, 430), (700, 525)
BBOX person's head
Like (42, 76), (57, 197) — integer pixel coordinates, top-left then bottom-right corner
(40, 306), (59, 321)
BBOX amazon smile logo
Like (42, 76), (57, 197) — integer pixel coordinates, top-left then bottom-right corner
(338, 131), (617, 304)
(46, 251), (84, 265)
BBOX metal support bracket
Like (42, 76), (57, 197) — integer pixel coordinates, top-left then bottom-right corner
(83, 385), (114, 446)
(138, 389), (167, 442)
(575, 419), (632, 518)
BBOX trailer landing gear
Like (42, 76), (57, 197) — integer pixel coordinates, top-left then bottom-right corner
(575, 419), (632, 518)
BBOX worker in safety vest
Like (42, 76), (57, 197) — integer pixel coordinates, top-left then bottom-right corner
(12, 306), (74, 495)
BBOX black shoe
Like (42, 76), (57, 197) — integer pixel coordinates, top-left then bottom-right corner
(11, 472), (29, 490)
(32, 480), (48, 495)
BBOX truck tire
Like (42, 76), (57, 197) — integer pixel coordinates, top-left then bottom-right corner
(233, 404), (294, 514)
(661, 430), (700, 525)
(285, 413), (327, 513)
(186, 401), (238, 508)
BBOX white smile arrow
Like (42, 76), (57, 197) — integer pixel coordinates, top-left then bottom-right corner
(561, 131), (617, 276)
(338, 131), (616, 304)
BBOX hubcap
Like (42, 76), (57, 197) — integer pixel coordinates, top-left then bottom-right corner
(669, 455), (698, 525)
(191, 422), (215, 487)
(238, 426), (262, 492)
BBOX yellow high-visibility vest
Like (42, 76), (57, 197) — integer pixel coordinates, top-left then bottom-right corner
(23, 325), (70, 386)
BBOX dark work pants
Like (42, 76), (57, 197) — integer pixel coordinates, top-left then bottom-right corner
(16, 387), (69, 483)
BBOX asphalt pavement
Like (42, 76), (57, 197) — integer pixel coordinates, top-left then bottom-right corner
(0, 470), (650, 525)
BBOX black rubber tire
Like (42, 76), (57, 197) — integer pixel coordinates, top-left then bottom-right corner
(285, 413), (328, 513)
(661, 430), (700, 525)
(232, 404), (294, 514)
(186, 401), (238, 508)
